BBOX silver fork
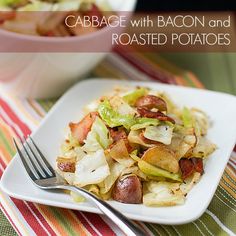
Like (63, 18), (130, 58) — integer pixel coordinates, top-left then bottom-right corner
(13, 136), (146, 236)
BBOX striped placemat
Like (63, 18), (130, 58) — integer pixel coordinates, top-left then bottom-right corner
(0, 50), (236, 236)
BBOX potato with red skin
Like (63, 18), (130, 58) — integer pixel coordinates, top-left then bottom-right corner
(135, 95), (167, 111)
(69, 112), (98, 145)
(112, 175), (142, 204)
(57, 157), (76, 173)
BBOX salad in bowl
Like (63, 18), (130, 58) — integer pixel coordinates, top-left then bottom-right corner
(0, 0), (112, 37)
(56, 86), (216, 206)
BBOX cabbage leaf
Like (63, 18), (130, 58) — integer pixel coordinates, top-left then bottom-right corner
(143, 124), (173, 145)
(74, 150), (110, 187)
(82, 117), (112, 153)
(123, 88), (148, 105)
(98, 100), (135, 129)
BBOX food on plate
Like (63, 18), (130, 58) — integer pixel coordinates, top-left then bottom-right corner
(56, 86), (216, 206)
(0, 0), (112, 37)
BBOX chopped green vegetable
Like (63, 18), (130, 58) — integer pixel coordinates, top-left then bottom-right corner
(98, 100), (136, 129)
(143, 124), (173, 145)
(131, 118), (160, 130)
(138, 160), (182, 182)
(123, 88), (148, 105)
(130, 153), (181, 182)
(182, 107), (194, 128)
(82, 117), (112, 153)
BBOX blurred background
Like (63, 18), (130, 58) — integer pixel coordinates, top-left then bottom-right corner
(135, 0), (236, 95)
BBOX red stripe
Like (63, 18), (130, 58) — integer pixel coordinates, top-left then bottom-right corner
(0, 203), (22, 236)
(0, 99), (57, 236)
(1, 159), (56, 235)
(0, 156), (7, 170)
(0, 114), (21, 139)
(10, 198), (50, 236)
(82, 212), (116, 236)
(0, 98), (31, 137)
(27, 202), (56, 236)
(114, 46), (177, 85)
(233, 145), (236, 152)
(72, 210), (99, 236)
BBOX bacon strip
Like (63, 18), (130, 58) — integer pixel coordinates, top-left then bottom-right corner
(69, 112), (98, 145)
(137, 107), (175, 124)
(179, 158), (204, 179)
(179, 158), (195, 179)
(192, 158), (204, 174)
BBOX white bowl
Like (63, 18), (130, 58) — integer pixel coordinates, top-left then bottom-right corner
(0, 0), (137, 98)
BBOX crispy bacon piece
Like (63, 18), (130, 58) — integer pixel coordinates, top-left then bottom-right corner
(137, 107), (175, 124)
(110, 129), (127, 142)
(192, 158), (204, 174)
(135, 95), (167, 111)
(69, 112), (98, 145)
(179, 158), (204, 179)
(179, 158), (195, 179)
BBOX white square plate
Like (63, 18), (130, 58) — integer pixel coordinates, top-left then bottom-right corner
(1, 79), (236, 225)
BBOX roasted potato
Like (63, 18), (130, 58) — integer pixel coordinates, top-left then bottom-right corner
(142, 144), (179, 173)
(57, 157), (76, 173)
(112, 175), (142, 204)
(135, 95), (167, 111)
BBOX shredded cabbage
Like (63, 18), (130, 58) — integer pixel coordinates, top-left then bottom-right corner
(98, 100), (135, 129)
(123, 88), (148, 105)
(143, 125), (174, 145)
(182, 107), (194, 128)
(82, 117), (112, 153)
(74, 150), (110, 187)
(99, 162), (125, 194)
(131, 118), (160, 130)
(130, 153), (182, 182)
(143, 181), (185, 206)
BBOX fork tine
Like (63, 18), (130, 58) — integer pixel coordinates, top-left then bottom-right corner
(24, 137), (49, 178)
(13, 138), (38, 181)
(28, 136), (56, 176)
(19, 138), (43, 179)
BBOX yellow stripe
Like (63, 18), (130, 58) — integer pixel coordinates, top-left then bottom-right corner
(0, 192), (30, 236)
(219, 180), (236, 197)
(34, 205), (68, 236)
(8, 95), (39, 126)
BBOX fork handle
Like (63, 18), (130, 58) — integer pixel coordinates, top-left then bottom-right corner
(62, 185), (146, 236)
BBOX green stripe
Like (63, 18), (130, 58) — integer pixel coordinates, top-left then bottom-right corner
(161, 225), (178, 235)
(145, 223), (162, 236)
(48, 207), (78, 236)
(0, 129), (15, 157)
(183, 74), (196, 88)
(217, 186), (236, 206)
(209, 191), (236, 232)
(203, 211), (230, 236)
